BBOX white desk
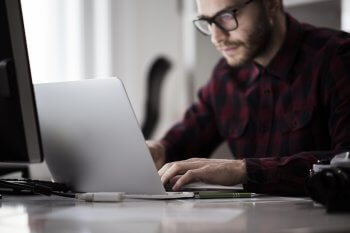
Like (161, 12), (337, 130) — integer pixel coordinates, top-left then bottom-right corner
(0, 195), (349, 233)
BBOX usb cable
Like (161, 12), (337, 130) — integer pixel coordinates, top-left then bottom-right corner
(75, 192), (124, 202)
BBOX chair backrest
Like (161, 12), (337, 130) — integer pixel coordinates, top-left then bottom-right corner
(142, 56), (171, 139)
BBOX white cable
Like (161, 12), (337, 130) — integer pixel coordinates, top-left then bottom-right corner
(76, 192), (124, 202)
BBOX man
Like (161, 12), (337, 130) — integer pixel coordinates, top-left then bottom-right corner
(147, 0), (350, 196)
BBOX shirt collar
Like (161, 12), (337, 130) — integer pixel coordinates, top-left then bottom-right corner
(264, 14), (304, 82)
(223, 61), (261, 89)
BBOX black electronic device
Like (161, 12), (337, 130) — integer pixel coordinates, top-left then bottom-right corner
(307, 152), (350, 212)
(0, 0), (43, 164)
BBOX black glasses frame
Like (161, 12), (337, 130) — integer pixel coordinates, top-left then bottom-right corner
(193, 0), (254, 36)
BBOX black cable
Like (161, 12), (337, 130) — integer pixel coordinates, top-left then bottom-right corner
(51, 191), (76, 198)
(0, 179), (35, 191)
(3, 178), (70, 192)
(0, 179), (75, 198)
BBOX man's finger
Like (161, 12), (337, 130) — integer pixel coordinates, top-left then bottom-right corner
(169, 175), (181, 186)
(160, 162), (200, 184)
(160, 163), (186, 184)
(172, 169), (203, 191)
(158, 162), (173, 176)
(158, 159), (203, 176)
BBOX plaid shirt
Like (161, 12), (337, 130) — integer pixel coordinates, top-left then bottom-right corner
(161, 14), (350, 196)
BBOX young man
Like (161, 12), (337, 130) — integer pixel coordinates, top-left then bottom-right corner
(147, 0), (350, 195)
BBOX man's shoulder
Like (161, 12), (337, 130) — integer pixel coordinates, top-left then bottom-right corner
(301, 23), (350, 54)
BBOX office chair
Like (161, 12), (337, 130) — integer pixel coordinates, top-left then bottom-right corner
(142, 56), (172, 139)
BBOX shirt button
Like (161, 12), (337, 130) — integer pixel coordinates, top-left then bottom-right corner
(264, 89), (271, 95)
(293, 120), (298, 128)
(261, 125), (269, 133)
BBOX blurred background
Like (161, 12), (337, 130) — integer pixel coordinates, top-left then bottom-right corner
(20, 0), (348, 179)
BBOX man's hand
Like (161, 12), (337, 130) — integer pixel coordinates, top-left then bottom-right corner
(159, 158), (247, 191)
(146, 140), (166, 170)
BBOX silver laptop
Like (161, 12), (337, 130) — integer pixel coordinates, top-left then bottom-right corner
(34, 78), (170, 195)
(34, 78), (240, 195)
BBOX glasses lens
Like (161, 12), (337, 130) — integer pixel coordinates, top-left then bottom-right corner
(215, 12), (237, 31)
(193, 19), (211, 36)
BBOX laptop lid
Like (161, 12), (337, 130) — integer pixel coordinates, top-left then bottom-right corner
(34, 78), (167, 195)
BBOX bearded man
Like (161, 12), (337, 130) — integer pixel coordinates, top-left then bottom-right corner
(147, 0), (350, 196)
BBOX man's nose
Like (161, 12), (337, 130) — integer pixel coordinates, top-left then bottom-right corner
(210, 24), (229, 45)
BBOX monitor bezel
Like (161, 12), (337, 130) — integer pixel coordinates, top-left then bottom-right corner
(0, 0), (43, 164)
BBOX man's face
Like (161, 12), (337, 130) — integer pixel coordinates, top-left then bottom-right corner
(196, 0), (273, 67)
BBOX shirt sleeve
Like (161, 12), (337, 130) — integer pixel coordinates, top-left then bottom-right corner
(244, 39), (350, 196)
(244, 151), (345, 196)
(161, 61), (226, 162)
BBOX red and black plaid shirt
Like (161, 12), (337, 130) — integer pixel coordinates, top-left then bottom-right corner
(161, 14), (350, 196)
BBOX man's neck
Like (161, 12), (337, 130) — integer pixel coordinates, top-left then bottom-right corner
(254, 13), (287, 67)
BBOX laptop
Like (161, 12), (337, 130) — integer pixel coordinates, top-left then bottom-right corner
(34, 78), (241, 197)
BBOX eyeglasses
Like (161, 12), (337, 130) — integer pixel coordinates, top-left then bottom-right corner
(193, 0), (254, 36)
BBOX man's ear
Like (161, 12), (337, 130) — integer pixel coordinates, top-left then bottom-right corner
(264, 0), (283, 13)
(263, 0), (284, 24)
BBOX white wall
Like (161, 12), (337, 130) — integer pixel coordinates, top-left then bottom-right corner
(286, 0), (341, 29)
(342, 0), (350, 32)
(22, 0), (114, 83)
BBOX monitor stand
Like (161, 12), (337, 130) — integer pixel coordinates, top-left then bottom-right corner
(0, 58), (12, 98)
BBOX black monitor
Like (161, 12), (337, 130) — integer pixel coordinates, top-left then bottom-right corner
(0, 0), (43, 163)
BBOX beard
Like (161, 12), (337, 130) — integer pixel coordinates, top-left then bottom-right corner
(216, 11), (273, 67)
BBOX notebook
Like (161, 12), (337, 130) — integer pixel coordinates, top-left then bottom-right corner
(34, 78), (241, 197)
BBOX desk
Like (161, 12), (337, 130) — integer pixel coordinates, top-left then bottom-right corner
(0, 195), (349, 233)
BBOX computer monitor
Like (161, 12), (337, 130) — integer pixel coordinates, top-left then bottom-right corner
(0, 0), (43, 163)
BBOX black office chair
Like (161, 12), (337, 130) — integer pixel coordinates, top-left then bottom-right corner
(142, 56), (172, 139)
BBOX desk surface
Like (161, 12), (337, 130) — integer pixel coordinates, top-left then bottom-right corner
(0, 195), (349, 233)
